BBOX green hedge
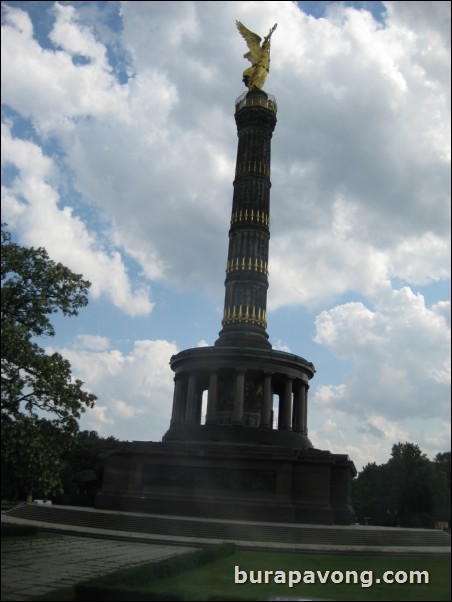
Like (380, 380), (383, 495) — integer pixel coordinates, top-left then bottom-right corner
(75, 543), (236, 601)
(1, 523), (38, 538)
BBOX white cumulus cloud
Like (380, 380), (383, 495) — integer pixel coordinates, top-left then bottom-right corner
(52, 336), (179, 440)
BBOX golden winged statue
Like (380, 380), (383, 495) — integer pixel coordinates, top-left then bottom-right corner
(236, 21), (277, 90)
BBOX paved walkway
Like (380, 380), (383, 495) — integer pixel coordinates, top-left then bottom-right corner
(1, 534), (193, 601)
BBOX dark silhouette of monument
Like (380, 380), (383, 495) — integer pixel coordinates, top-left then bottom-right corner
(96, 24), (355, 524)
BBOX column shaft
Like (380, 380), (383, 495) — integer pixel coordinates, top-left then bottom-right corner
(279, 378), (293, 430)
(293, 380), (305, 433)
(301, 384), (308, 434)
(206, 372), (218, 425)
(233, 370), (246, 425)
(261, 372), (273, 428)
(194, 389), (203, 425)
(170, 377), (184, 426)
(185, 374), (197, 425)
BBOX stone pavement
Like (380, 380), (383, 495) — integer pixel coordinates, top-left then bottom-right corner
(1, 534), (193, 601)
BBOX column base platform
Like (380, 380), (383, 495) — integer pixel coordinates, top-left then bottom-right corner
(163, 423), (313, 449)
(96, 439), (356, 525)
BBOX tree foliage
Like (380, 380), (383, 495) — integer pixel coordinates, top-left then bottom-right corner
(352, 442), (451, 528)
(1, 416), (69, 500)
(1, 225), (97, 499)
(58, 430), (122, 506)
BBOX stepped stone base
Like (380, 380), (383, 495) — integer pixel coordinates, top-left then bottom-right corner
(95, 439), (355, 525)
(4, 504), (451, 552)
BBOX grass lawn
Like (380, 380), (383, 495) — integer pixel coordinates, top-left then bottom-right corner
(149, 551), (450, 601)
(1, 530), (62, 542)
(31, 551), (450, 601)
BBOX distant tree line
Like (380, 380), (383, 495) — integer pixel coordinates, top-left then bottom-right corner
(352, 442), (450, 529)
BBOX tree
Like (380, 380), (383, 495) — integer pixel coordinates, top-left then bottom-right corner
(386, 442), (434, 527)
(352, 442), (451, 528)
(433, 452), (451, 526)
(434, 452), (451, 490)
(1, 417), (70, 500)
(59, 430), (122, 506)
(1, 225), (96, 500)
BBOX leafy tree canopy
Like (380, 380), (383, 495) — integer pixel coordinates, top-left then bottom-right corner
(352, 441), (451, 528)
(1, 225), (97, 499)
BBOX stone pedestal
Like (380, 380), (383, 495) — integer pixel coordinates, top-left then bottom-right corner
(96, 440), (355, 525)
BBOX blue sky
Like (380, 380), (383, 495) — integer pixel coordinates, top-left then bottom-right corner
(1, 1), (450, 469)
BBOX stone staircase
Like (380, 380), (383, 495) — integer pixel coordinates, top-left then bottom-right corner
(4, 504), (450, 553)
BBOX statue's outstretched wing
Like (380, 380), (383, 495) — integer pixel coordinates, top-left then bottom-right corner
(236, 20), (262, 64)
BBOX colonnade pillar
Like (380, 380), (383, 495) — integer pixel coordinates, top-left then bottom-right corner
(233, 369), (246, 425)
(261, 372), (273, 428)
(185, 374), (198, 425)
(278, 377), (293, 430)
(205, 372), (218, 425)
(293, 380), (307, 433)
(170, 376), (185, 426)
(301, 384), (308, 434)
(194, 389), (203, 425)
